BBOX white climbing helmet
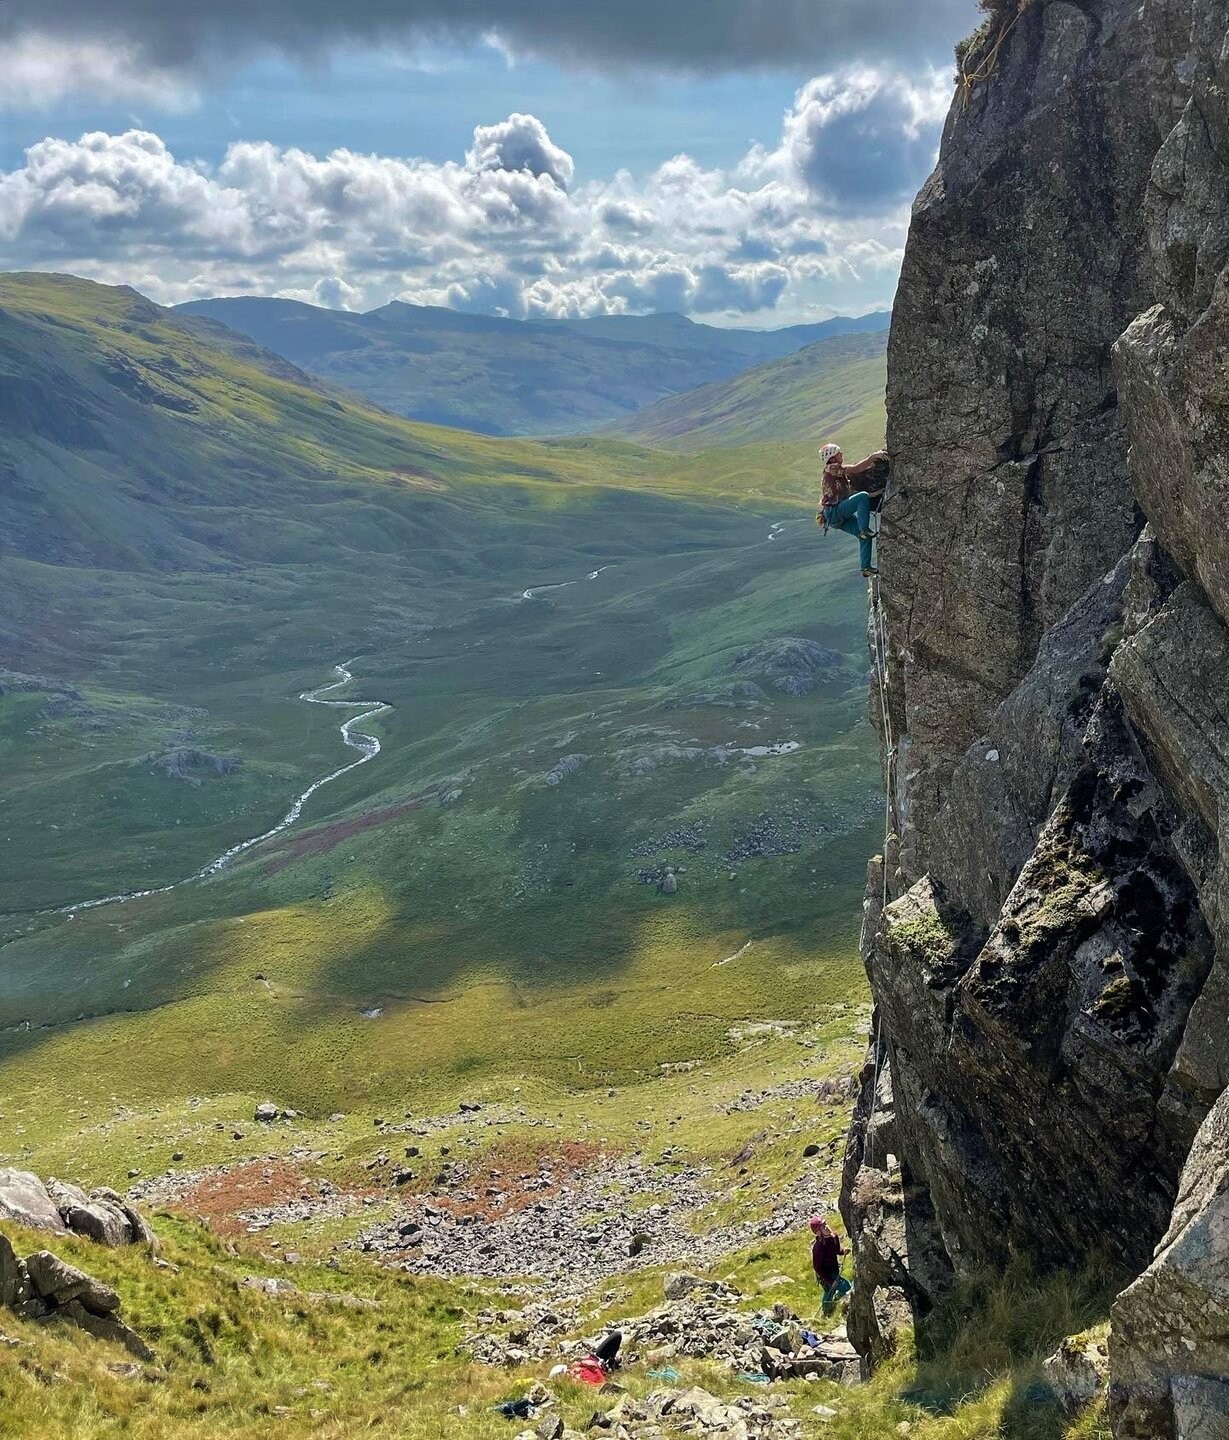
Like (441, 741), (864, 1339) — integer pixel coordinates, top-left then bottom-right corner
(819, 443), (842, 465)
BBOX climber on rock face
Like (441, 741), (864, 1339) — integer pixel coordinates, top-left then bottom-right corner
(810, 1214), (853, 1314)
(817, 443), (889, 578)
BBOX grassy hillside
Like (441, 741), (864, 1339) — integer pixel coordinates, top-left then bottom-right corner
(175, 294), (889, 437)
(605, 331), (888, 455)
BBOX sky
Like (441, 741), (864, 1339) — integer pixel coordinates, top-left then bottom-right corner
(0, 1), (982, 327)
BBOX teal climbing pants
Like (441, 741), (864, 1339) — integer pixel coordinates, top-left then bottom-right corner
(821, 1275), (853, 1314)
(824, 492), (874, 571)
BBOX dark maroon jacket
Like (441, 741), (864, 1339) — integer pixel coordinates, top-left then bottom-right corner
(812, 1232), (843, 1287)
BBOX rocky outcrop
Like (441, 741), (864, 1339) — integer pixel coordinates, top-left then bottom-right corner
(137, 748), (241, 785)
(544, 754), (587, 787)
(0, 1237), (155, 1361)
(730, 638), (844, 697)
(0, 1170), (156, 1249)
(841, 2), (1229, 1435)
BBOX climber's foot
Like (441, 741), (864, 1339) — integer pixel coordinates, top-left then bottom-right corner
(862, 568), (879, 578)
(858, 529), (875, 541)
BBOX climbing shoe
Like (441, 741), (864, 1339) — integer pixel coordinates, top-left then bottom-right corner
(862, 568), (878, 578)
(858, 529), (875, 542)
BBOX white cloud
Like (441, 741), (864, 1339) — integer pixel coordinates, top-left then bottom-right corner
(0, 33), (196, 111)
(0, 72), (946, 321)
(467, 113), (573, 189)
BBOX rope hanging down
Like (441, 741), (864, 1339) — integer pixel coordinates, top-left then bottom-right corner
(864, 560), (896, 1171)
(959, 0), (1036, 109)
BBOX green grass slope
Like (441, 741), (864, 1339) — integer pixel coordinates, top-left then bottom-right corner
(604, 330), (888, 455)
(175, 294), (889, 437)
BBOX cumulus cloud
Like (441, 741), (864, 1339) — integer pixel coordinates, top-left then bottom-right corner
(0, 1), (981, 109)
(467, 114), (574, 189)
(0, 72), (947, 320)
(777, 68), (953, 210)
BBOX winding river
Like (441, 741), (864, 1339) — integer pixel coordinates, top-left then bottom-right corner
(28, 663), (390, 921)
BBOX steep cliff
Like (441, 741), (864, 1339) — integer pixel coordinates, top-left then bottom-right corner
(840, 3), (1229, 1436)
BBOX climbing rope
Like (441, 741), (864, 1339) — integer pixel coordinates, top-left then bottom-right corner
(958, 0), (1035, 109)
(863, 551), (897, 1172)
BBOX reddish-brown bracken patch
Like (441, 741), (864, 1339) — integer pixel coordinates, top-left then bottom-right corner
(262, 787), (442, 875)
(175, 1162), (326, 1236)
(386, 467), (444, 491)
(430, 1140), (612, 1224)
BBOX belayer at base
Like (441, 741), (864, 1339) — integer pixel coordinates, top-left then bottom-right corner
(817, 442), (889, 577)
(809, 1214), (853, 1315)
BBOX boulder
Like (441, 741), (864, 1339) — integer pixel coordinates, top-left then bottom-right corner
(1043, 1330), (1109, 1413)
(59, 1201), (132, 1248)
(0, 1233), (29, 1311)
(663, 1273), (704, 1301)
(54, 1299), (157, 1363)
(241, 1275), (299, 1298)
(24, 1251), (120, 1314)
(0, 1169), (67, 1234)
(254, 1102), (280, 1122)
(46, 1180), (156, 1249)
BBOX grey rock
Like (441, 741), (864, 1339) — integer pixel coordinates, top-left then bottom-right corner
(934, 553), (1131, 928)
(54, 1298), (156, 1363)
(880, 0), (1166, 883)
(0, 1233), (29, 1311)
(1109, 1090), (1229, 1439)
(839, 3), (1229, 1424)
(24, 1250), (120, 1314)
(0, 1169), (67, 1234)
(59, 1201), (132, 1248)
(241, 1275), (300, 1297)
(730, 638), (844, 697)
(1043, 1332), (1110, 1414)
(254, 1102), (280, 1122)
(544, 755), (587, 787)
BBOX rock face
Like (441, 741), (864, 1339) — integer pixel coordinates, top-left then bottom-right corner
(841, 3), (1229, 1436)
(1109, 1091), (1229, 1437)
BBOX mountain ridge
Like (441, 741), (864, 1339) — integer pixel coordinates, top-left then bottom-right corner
(174, 292), (889, 437)
(603, 329), (887, 453)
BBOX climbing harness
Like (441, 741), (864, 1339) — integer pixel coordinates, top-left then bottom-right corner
(959, 0), (1036, 109)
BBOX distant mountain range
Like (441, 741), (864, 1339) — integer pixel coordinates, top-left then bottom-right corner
(175, 295), (890, 437)
(604, 329), (887, 455)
